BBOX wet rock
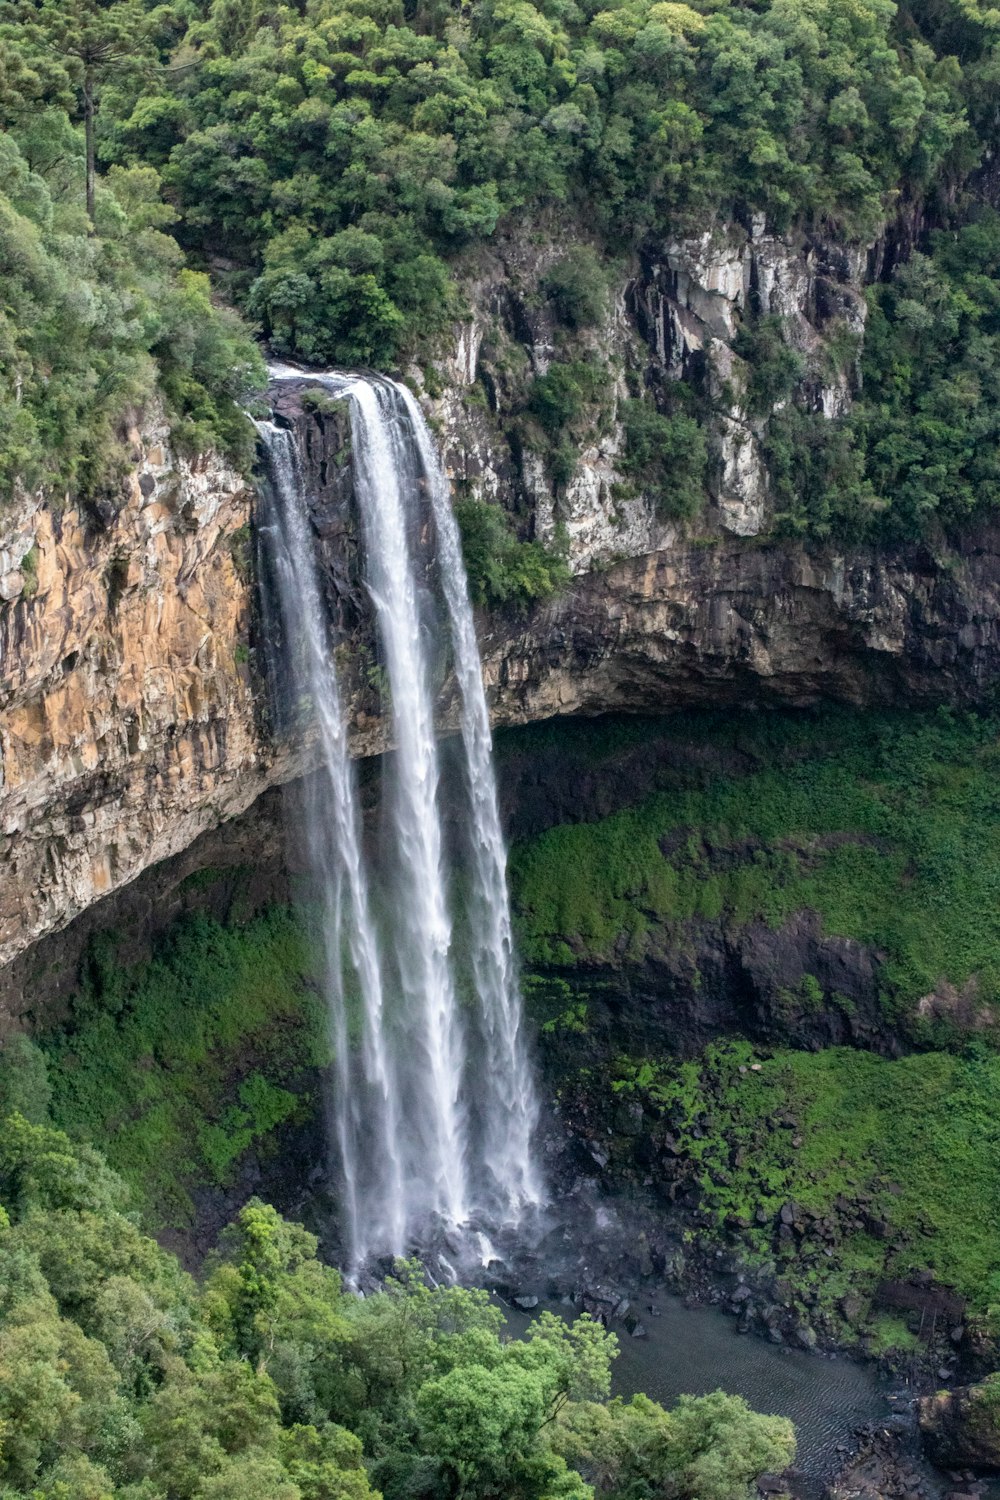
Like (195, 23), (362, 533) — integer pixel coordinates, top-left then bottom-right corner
(513, 1294), (539, 1310)
(756, 1474), (790, 1495)
(839, 1290), (863, 1326)
(920, 1381), (1000, 1470)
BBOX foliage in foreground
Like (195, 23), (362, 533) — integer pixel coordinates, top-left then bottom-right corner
(0, 1110), (795, 1499)
(510, 707), (1000, 1028)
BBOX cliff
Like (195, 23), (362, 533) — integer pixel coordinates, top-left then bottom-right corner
(0, 412), (271, 973)
(1, 225), (997, 984)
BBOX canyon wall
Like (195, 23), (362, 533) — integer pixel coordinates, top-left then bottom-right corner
(2, 224), (998, 984)
(0, 413), (274, 973)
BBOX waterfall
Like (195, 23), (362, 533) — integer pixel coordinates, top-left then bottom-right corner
(396, 385), (541, 1216)
(256, 422), (407, 1261)
(256, 371), (542, 1269)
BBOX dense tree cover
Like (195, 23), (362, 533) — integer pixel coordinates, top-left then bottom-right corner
(0, 1096), (795, 1500)
(769, 211), (1000, 540)
(0, 21), (263, 506)
(102, 0), (972, 368)
(2, 0), (1000, 530)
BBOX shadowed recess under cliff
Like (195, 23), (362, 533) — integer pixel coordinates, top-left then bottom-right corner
(256, 370), (541, 1270)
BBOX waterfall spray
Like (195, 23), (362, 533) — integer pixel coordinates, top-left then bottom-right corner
(257, 370), (543, 1268)
(256, 421), (406, 1268)
(397, 384), (541, 1218)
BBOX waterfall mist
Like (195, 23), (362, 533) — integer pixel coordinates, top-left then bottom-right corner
(256, 372), (542, 1271)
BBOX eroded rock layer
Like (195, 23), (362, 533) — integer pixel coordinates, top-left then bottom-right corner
(2, 225), (999, 984)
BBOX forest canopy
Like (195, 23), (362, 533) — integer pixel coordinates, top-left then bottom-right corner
(0, 0), (999, 522)
(0, 1098), (796, 1500)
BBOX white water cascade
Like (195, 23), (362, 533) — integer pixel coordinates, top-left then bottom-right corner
(256, 370), (542, 1270)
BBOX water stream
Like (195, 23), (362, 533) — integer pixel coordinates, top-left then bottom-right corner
(256, 370), (542, 1270)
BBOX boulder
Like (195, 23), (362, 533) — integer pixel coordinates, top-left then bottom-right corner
(919, 1378), (1000, 1470)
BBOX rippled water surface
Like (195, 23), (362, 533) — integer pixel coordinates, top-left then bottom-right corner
(506, 1292), (892, 1488)
(608, 1294), (888, 1480)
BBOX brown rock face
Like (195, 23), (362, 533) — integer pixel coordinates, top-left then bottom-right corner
(4, 394), (1000, 991)
(3, 216), (1000, 990)
(0, 411), (280, 974)
(478, 528), (1000, 721)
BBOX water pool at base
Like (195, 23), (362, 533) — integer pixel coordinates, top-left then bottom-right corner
(608, 1293), (888, 1479)
(505, 1291), (908, 1493)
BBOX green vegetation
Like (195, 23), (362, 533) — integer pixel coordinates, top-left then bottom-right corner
(541, 248), (609, 332)
(606, 1039), (1000, 1320)
(771, 213), (1000, 540)
(455, 497), (569, 609)
(619, 398), (708, 520)
(0, 1107), (795, 1499)
(0, 94), (263, 501)
(0, 0), (998, 537)
(732, 317), (804, 420)
(104, 0), (970, 374)
(510, 707), (1000, 1027)
(38, 908), (328, 1227)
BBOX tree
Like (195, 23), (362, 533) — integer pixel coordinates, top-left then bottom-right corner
(6, 0), (156, 218)
(0, 1036), (51, 1125)
(554, 1390), (795, 1500)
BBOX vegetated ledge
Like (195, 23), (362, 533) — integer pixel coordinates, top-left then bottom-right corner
(505, 707), (1000, 1374)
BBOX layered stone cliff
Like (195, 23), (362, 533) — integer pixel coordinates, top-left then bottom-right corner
(0, 413), (271, 972)
(2, 223), (998, 983)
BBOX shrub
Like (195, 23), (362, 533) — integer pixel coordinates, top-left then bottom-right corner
(619, 398), (707, 520)
(454, 498), (570, 609)
(541, 246), (609, 329)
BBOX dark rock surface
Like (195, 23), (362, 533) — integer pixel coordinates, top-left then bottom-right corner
(919, 1383), (1000, 1471)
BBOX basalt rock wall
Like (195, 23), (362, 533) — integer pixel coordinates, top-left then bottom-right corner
(2, 223), (1000, 997)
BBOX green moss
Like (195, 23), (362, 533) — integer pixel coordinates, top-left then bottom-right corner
(39, 908), (329, 1228)
(611, 1039), (1000, 1313)
(865, 1315), (923, 1357)
(509, 707), (1000, 1026)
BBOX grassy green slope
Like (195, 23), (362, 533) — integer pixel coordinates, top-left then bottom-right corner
(40, 907), (328, 1227)
(607, 1040), (1000, 1321)
(511, 708), (1000, 1026)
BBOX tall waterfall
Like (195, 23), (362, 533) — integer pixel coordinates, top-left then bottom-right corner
(256, 371), (541, 1269)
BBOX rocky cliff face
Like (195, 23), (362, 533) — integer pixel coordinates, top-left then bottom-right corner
(0, 223), (996, 986)
(424, 217), (867, 560)
(0, 413), (274, 973)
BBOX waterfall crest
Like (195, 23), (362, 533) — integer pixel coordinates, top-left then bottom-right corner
(256, 372), (542, 1269)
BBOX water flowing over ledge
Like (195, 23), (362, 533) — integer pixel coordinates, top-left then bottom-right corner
(256, 369), (542, 1271)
